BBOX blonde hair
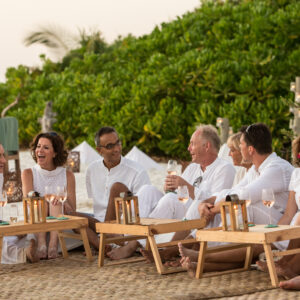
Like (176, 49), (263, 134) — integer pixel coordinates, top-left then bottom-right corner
(227, 132), (242, 151)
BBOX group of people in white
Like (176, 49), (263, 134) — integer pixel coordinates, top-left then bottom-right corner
(1, 122), (300, 290)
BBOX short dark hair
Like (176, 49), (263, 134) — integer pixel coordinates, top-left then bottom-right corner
(31, 132), (68, 167)
(241, 123), (272, 155)
(94, 126), (118, 147)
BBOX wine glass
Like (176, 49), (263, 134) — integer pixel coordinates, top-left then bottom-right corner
(167, 160), (177, 175)
(45, 186), (56, 218)
(178, 185), (189, 219)
(261, 188), (277, 228)
(166, 160), (177, 193)
(57, 186), (68, 217)
(0, 191), (7, 224)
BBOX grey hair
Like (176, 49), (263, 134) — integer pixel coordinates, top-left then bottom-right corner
(196, 125), (221, 152)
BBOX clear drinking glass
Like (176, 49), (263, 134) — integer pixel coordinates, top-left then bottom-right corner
(261, 188), (277, 228)
(10, 204), (18, 223)
(166, 160), (177, 193)
(0, 191), (7, 223)
(45, 186), (55, 204)
(178, 185), (189, 219)
(57, 186), (67, 216)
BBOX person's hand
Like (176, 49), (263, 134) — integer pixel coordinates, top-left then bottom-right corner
(198, 203), (214, 223)
(164, 175), (188, 192)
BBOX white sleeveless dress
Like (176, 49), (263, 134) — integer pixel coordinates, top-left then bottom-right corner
(1, 166), (67, 264)
(32, 165), (67, 196)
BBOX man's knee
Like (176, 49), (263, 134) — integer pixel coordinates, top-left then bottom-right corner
(110, 182), (129, 196)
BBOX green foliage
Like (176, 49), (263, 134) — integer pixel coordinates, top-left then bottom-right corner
(1, 0), (300, 159)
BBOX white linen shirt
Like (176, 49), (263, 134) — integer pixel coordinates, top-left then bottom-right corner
(86, 156), (150, 222)
(192, 157), (236, 201)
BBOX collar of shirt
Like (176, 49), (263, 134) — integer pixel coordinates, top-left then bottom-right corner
(200, 157), (221, 176)
(256, 152), (276, 175)
(101, 156), (124, 172)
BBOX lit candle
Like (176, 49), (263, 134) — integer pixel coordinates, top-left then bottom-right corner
(7, 184), (14, 197)
(126, 201), (131, 222)
(34, 201), (39, 223)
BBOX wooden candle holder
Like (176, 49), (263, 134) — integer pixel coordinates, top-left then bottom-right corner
(23, 197), (47, 224)
(220, 197), (248, 232)
(114, 195), (140, 225)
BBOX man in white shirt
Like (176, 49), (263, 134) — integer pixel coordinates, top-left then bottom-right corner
(178, 123), (294, 274)
(72, 127), (154, 254)
(137, 125), (236, 221)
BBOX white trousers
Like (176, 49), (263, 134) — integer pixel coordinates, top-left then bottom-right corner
(137, 185), (192, 220)
(1, 234), (36, 264)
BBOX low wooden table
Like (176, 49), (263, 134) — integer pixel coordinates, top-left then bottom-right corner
(0, 215), (93, 262)
(96, 218), (206, 274)
(195, 225), (300, 287)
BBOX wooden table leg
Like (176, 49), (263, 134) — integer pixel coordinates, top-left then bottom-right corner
(98, 233), (106, 267)
(263, 242), (279, 287)
(79, 227), (93, 262)
(58, 230), (69, 259)
(195, 241), (207, 279)
(148, 235), (165, 274)
(244, 245), (253, 270)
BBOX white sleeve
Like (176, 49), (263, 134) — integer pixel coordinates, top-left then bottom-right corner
(195, 164), (236, 201)
(232, 165), (288, 204)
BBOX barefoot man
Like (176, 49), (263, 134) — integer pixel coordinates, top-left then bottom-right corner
(71, 127), (157, 259)
(179, 123), (294, 275)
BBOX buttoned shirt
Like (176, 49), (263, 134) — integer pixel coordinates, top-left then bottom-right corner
(86, 156), (150, 221)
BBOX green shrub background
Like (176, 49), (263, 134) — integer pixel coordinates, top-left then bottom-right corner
(0, 0), (299, 160)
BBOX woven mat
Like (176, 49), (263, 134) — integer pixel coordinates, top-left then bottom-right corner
(0, 253), (299, 300)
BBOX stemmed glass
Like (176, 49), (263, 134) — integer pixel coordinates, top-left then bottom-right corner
(57, 186), (68, 219)
(0, 191), (7, 224)
(238, 188), (254, 227)
(177, 185), (189, 220)
(166, 160), (177, 193)
(167, 160), (177, 175)
(45, 186), (56, 219)
(10, 204), (18, 223)
(261, 188), (277, 228)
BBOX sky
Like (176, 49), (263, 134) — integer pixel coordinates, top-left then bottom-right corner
(0, 0), (200, 82)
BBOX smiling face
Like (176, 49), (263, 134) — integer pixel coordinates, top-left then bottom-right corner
(188, 130), (207, 164)
(35, 137), (56, 170)
(0, 145), (6, 173)
(96, 132), (122, 168)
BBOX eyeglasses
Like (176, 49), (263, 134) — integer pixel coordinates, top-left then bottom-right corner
(245, 125), (252, 134)
(193, 176), (203, 187)
(48, 132), (58, 137)
(98, 140), (121, 150)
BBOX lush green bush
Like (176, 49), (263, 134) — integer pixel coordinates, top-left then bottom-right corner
(0, 0), (300, 159)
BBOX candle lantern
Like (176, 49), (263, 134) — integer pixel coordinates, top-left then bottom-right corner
(4, 173), (23, 203)
(67, 151), (80, 173)
(23, 195), (47, 224)
(114, 192), (140, 225)
(220, 194), (248, 232)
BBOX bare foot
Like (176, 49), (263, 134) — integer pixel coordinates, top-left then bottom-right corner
(107, 241), (138, 260)
(164, 258), (181, 267)
(180, 256), (197, 278)
(280, 276), (300, 290)
(48, 246), (58, 259)
(256, 260), (297, 279)
(178, 242), (199, 262)
(140, 249), (154, 263)
(26, 239), (40, 263)
(37, 244), (47, 259)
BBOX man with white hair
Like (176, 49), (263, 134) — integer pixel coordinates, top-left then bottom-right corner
(139, 124), (236, 221)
